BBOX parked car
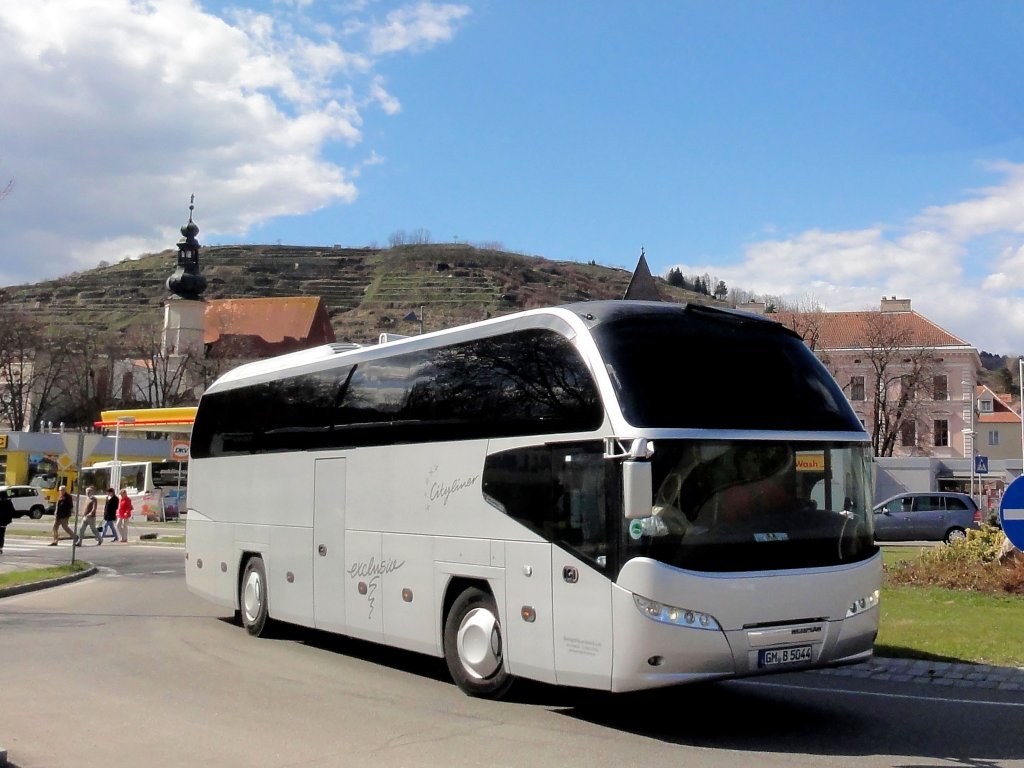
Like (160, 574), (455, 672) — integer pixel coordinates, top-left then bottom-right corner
(873, 492), (981, 544)
(0, 485), (49, 519)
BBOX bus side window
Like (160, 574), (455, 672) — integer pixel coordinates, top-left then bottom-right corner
(482, 447), (555, 538)
(484, 443), (610, 569)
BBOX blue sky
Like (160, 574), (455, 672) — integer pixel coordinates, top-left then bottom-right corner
(3, 1), (1024, 353)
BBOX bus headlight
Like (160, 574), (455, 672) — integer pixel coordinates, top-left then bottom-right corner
(846, 589), (879, 617)
(633, 595), (721, 630)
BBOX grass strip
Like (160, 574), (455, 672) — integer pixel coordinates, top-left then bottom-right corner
(877, 584), (1024, 667)
(0, 560), (91, 590)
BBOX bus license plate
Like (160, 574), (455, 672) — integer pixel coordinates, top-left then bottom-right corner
(758, 645), (812, 668)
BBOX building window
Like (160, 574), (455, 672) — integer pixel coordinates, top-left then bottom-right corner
(900, 422), (916, 447)
(988, 430), (1000, 446)
(932, 374), (948, 401)
(979, 399), (993, 413)
(933, 419), (949, 447)
(850, 375), (865, 401)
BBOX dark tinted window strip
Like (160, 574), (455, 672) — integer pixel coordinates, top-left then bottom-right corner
(191, 328), (603, 458)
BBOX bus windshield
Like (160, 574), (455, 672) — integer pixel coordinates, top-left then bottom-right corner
(592, 309), (862, 431)
(626, 440), (874, 572)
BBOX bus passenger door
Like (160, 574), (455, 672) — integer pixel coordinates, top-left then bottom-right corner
(313, 458), (346, 633)
(504, 541), (556, 684)
(550, 444), (614, 689)
(551, 550), (613, 688)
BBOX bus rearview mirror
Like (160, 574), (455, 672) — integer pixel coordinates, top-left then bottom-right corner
(623, 460), (652, 520)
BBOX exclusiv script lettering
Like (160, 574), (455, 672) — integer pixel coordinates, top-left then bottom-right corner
(347, 557), (406, 580)
(429, 475), (479, 507)
(348, 557), (406, 620)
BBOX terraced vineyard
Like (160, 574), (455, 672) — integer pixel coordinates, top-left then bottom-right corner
(0, 243), (715, 343)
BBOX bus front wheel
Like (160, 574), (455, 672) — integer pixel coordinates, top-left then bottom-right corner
(443, 586), (514, 698)
(240, 557), (271, 637)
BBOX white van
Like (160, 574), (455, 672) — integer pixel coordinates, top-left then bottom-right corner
(0, 485), (49, 519)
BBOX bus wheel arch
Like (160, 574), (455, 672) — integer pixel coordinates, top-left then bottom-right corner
(442, 580), (514, 698)
(239, 553), (273, 637)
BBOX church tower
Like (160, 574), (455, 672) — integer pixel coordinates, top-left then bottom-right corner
(163, 196), (208, 357)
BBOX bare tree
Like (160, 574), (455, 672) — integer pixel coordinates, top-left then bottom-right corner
(0, 307), (68, 430)
(859, 312), (939, 457)
(123, 320), (198, 407)
(1, 158), (13, 201)
(54, 325), (121, 426)
(778, 296), (827, 351)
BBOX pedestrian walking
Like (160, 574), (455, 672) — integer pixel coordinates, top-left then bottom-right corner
(77, 486), (100, 543)
(116, 489), (133, 543)
(98, 487), (118, 544)
(51, 486), (79, 546)
(0, 489), (14, 554)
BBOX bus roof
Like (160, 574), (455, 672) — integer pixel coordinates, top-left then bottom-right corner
(204, 301), (789, 394)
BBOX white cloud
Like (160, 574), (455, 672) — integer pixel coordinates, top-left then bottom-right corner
(0, 0), (467, 284)
(916, 162), (1024, 240)
(368, 2), (470, 55)
(669, 163), (1024, 354)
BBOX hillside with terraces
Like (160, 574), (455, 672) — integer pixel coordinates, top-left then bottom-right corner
(0, 243), (715, 343)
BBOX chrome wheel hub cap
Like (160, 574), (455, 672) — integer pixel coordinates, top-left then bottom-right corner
(243, 571), (263, 623)
(456, 607), (502, 679)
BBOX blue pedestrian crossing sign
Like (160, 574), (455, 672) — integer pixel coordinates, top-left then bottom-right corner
(998, 475), (1024, 550)
(974, 455), (989, 474)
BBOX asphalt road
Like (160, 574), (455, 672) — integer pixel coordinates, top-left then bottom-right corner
(1, 539), (1022, 768)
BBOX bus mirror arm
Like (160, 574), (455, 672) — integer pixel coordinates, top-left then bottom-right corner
(604, 437), (655, 460)
(622, 459), (653, 520)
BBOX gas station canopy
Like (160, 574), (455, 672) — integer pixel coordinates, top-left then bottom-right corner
(94, 407), (197, 434)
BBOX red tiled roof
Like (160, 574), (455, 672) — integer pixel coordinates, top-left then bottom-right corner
(775, 310), (969, 350)
(977, 385), (1021, 424)
(205, 297), (334, 345)
(978, 412), (1020, 424)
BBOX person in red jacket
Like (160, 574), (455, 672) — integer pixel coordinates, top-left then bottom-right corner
(116, 489), (133, 543)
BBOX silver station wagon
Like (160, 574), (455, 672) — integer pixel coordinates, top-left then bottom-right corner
(872, 492), (981, 544)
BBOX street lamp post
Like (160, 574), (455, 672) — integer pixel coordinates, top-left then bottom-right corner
(111, 416), (136, 491)
(1019, 357), (1023, 475)
(961, 379), (976, 503)
(112, 415), (136, 543)
(963, 427), (976, 502)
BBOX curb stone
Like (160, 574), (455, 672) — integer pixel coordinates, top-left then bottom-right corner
(0, 563), (97, 600)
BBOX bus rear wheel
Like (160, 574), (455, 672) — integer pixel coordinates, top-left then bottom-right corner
(240, 556), (272, 637)
(443, 586), (514, 698)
